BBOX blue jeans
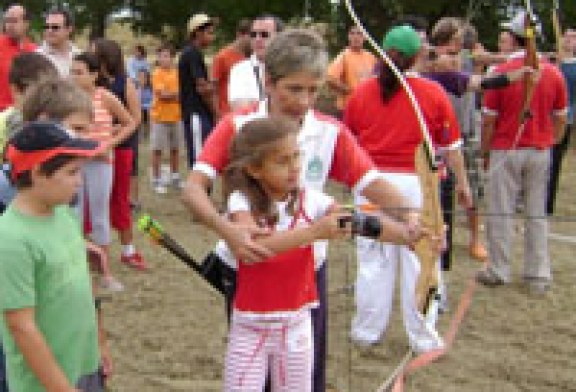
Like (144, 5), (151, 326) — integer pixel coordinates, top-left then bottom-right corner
(0, 171), (15, 209)
(76, 367), (104, 392)
(0, 343), (8, 392)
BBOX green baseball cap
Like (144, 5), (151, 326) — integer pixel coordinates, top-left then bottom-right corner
(382, 25), (422, 57)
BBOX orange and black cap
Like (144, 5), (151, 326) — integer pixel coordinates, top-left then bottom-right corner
(4, 121), (104, 181)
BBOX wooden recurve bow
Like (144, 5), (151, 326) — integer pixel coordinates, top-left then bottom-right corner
(343, 0), (444, 315)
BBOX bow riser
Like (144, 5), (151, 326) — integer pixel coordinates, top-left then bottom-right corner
(414, 144), (443, 312)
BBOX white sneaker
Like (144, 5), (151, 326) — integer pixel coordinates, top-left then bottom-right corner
(410, 325), (445, 354)
(170, 173), (183, 189)
(154, 184), (168, 194)
(351, 336), (378, 349)
(411, 332), (445, 354)
(152, 178), (168, 194)
(99, 276), (125, 292)
(349, 329), (379, 348)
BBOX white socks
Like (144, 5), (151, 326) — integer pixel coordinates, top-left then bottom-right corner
(123, 244), (136, 257)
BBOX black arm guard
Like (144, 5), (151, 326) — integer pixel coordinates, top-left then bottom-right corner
(480, 74), (510, 90)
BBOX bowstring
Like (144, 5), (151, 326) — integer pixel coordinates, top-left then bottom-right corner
(342, 0), (440, 390)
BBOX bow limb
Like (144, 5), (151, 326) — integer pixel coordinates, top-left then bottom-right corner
(552, 0), (565, 62)
(343, 0), (444, 314)
(412, 146), (444, 313)
(520, 0), (540, 121)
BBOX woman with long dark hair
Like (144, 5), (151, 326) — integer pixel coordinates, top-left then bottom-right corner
(91, 38), (146, 270)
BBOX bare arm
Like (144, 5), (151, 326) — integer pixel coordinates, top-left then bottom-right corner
(158, 90), (179, 101)
(360, 177), (410, 220)
(326, 77), (351, 96)
(231, 208), (349, 254)
(481, 113), (497, 155)
(103, 91), (137, 148)
(444, 148), (474, 209)
(96, 303), (112, 379)
(326, 54), (348, 95)
(125, 78), (142, 127)
(553, 113), (568, 144)
(155, 81), (179, 101)
(182, 171), (272, 262)
(471, 51), (508, 67)
(4, 308), (79, 392)
(360, 178), (419, 245)
(196, 78), (219, 118)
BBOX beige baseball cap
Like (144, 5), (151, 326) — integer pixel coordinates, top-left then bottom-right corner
(187, 13), (213, 34)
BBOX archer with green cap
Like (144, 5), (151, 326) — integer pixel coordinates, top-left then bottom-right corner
(344, 24), (473, 353)
(382, 24), (422, 58)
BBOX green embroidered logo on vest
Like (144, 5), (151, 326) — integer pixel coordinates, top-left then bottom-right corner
(306, 156), (323, 181)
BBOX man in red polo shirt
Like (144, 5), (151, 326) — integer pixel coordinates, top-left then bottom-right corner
(479, 11), (568, 294)
(0, 4), (36, 111)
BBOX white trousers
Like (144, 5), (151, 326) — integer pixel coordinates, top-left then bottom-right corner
(351, 172), (444, 353)
(224, 311), (313, 392)
(76, 160), (113, 246)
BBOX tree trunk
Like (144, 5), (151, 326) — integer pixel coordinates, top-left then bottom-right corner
(89, 11), (107, 40)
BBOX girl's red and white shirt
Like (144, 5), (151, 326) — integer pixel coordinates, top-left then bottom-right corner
(195, 100), (379, 268)
(224, 189), (333, 319)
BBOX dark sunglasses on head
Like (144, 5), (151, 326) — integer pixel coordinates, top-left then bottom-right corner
(250, 30), (270, 39)
(44, 24), (64, 31)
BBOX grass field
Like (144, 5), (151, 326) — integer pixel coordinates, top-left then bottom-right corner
(102, 135), (576, 392)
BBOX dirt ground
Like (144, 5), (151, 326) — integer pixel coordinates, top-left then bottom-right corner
(103, 141), (576, 392)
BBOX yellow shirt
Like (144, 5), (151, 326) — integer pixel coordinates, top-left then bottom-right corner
(327, 48), (377, 110)
(151, 67), (181, 122)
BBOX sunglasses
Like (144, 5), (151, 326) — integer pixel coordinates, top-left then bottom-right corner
(250, 30), (270, 39)
(44, 24), (64, 31)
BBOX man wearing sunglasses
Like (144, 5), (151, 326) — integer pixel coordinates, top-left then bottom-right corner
(228, 15), (284, 111)
(36, 7), (80, 76)
(0, 4), (36, 111)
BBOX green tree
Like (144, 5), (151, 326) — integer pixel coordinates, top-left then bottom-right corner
(333, 0), (575, 52)
(3, 0), (574, 52)
(129, 0), (334, 47)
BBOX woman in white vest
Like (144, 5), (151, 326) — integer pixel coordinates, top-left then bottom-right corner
(183, 29), (427, 392)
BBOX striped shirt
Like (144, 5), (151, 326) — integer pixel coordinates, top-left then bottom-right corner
(88, 88), (114, 143)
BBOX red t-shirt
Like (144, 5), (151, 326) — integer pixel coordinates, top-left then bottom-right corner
(211, 45), (245, 115)
(195, 102), (375, 191)
(233, 190), (322, 315)
(483, 54), (568, 149)
(0, 35), (37, 110)
(343, 75), (462, 172)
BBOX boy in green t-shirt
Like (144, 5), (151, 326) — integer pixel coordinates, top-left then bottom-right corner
(0, 122), (106, 392)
